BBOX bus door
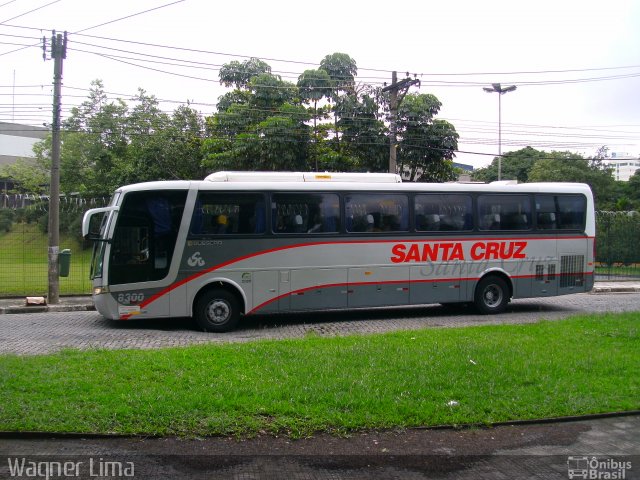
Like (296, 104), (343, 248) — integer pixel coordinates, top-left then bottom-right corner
(108, 190), (188, 317)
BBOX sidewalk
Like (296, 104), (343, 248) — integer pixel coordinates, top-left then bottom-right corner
(0, 281), (638, 315)
(0, 295), (95, 314)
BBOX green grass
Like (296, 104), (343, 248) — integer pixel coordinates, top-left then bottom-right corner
(596, 264), (640, 276)
(0, 313), (637, 437)
(0, 223), (92, 296)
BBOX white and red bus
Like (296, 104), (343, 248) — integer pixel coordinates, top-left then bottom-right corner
(82, 171), (595, 332)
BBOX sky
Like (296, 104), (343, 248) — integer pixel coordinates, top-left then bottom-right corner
(1, 0), (639, 169)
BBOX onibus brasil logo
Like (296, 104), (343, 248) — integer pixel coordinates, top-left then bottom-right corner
(567, 456), (632, 479)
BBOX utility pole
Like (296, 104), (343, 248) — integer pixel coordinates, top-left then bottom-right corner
(382, 71), (420, 174)
(45, 30), (67, 305)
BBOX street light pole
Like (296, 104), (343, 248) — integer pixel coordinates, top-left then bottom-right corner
(483, 83), (516, 181)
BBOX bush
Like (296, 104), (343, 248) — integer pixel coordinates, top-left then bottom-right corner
(0, 210), (15, 233)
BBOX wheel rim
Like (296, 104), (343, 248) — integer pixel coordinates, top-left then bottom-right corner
(206, 300), (231, 325)
(482, 284), (503, 308)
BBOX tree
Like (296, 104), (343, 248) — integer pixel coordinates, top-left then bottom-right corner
(0, 155), (48, 193)
(203, 64), (310, 171)
(298, 69), (333, 113)
(204, 54), (461, 180)
(472, 146), (547, 183)
(18, 80), (208, 195)
(334, 91), (388, 172)
(319, 53), (357, 94)
(319, 53), (358, 144)
(248, 73), (297, 112)
(203, 110), (310, 172)
(218, 58), (272, 89)
(53, 80), (130, 194)
(528, 151), (616, 207)
(395, 93), (459, 182)
(297, 69), (334, 171)
(621, 169), (640, 210)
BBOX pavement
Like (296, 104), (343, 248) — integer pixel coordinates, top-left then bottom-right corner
(1, 414), (639, 479)
(1, 281), (639, 315)
(0, 283), (638, 478)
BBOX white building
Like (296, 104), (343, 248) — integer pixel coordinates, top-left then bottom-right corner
(0, 122), (48, 167)
(602, 153), (640, 182)
(0, 122), (49, 192)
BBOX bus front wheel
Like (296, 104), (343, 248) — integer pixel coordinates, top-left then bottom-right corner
(474, 276), (509, 314)
(194, 289), (240, 332)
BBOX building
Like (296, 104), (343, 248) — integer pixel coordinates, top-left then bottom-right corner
(601, 153), (640, 182)
(453, 162), (474, 182)
(0, 122), (49, 192)
(0, 122), (48, 166)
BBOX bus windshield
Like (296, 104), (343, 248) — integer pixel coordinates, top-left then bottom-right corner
(108, 190), (187, 285)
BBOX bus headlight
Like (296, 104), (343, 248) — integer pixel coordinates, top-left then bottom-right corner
(93, 286), (109, 295)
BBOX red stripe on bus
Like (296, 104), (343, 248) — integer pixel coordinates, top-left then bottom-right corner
(121, 235), (594, 319)
(247, 271), (594, 315)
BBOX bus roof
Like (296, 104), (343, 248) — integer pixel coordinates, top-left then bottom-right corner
(205, 171), (402, 183)
(115, 175), (593, 198)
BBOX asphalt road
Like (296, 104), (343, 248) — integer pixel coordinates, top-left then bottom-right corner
(1, 292), (638, 355)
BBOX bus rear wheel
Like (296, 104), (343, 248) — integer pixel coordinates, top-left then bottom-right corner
(474, 276), (509, 314)
(194, 289), (240, 332)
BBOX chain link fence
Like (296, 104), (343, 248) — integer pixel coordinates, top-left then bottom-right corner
(595, 211), (640, 280)
(1, 199), (639, 298)
(0, 195), (109, 298)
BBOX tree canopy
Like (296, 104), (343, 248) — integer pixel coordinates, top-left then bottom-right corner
(472, 146), (621, 209)
(4, 53), (462, 195)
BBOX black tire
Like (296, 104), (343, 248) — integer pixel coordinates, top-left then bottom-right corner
(194, 289), (240, 332)
(474, 276), (510, 314)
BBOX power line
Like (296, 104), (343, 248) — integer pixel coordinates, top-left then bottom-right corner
(0, 0), (61, 25)
(0, 1), (186, 57)
(2, 22), (640, 90)
(67, 30), (640, 78)
(73, 0), (185, 34)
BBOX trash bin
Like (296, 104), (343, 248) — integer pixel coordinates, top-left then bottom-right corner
(59, 249), (71, 277)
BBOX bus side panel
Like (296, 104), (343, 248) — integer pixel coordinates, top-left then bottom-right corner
(528, 238), (557, 298)
(557, 237), (590, 295)
(348, 266), (409, 308)
(252, 270), (280, 314)
(170, 283), (189, 317)
(409, 263), (462, 305)
(586, 237), (595, 292)
(290, 268), (348, 311)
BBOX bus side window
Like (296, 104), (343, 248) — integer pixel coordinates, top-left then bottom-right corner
(346, 194), (408, 233)
(478, 194), (530, 231)
(272, 193), (339, 235)
(536, 194), (586, 231)
(416, 194), (472, 232)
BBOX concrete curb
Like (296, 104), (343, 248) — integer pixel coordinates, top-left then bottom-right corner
(591, 286), (640, 293)
(0, 302), (95, 315)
